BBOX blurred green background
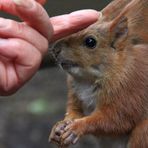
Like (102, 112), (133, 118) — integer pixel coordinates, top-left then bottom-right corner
(0, 0), (111, 148)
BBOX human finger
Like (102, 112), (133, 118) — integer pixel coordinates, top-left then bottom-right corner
(50, 10), (100, 42)
(0, 38), (41, 93)
(0, 0), (53, 39)
(0, 18), (48, 55)
(12, 0), (53, 39)
(0, 0), (46, 15)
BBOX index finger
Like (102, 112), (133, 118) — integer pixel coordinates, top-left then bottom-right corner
(50, 10), (100, 42)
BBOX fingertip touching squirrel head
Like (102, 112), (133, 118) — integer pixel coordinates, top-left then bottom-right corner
(51, 11), (130, 81)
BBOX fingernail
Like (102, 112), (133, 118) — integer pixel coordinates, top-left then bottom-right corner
(12, 0), (33, 8)
(99, 12), (103, 19)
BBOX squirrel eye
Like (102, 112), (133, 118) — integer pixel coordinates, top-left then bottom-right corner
(84, 36), (97, 49)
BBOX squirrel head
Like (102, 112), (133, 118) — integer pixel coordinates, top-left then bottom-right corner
(51, 0), (147, 82)
(51, 11), (129, 82)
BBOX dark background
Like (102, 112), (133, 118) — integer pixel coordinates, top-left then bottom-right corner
(0, 0), (111, 148)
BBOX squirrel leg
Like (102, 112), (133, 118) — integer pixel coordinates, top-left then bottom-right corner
(128, 120), (148, 148)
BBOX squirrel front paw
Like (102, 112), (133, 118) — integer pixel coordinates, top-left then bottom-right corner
(60, 119), (85, 146)
(49, 119), (73, 146)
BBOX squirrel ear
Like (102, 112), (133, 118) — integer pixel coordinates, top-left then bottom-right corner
(110, 16), (128, 49)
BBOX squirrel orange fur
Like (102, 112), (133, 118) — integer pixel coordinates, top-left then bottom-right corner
(49, 0), (148, 147)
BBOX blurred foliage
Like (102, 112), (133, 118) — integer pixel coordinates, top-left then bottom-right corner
(27, 97), (62, 115)
(27, 98), (50, 115)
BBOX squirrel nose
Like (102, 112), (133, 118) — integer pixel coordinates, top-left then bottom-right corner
(52, 40), (68, 57)
(52, 41), (63, 57)
(53, 46), (61, 57)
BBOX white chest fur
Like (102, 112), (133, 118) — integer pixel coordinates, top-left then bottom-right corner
(72, 81), (98, 115)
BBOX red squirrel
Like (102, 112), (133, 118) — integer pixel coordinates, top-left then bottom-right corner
(49, 0), (148, 147)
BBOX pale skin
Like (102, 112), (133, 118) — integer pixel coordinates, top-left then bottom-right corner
(0, 0), (99, 95)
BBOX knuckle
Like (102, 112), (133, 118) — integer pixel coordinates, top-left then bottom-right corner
(30, 2), (47, 22)
(35, 4), (46, 20)
(41, 38), (48, 54)
(5, 20), (26, 35)
(6, 19), (17, 31)
(7, 20), (23, 35)
(17, 23), (27, 34)
(31, 3), (53, 38)
(37, 37), (48, 55)
(10, 39), (22, 49)
(33, 50), (42, 65)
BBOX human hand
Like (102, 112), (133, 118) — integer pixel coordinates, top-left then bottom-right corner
(0, 0), (99, 95)
(0, 0), (53, 95)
